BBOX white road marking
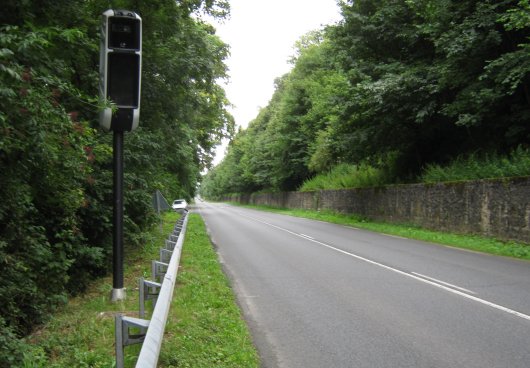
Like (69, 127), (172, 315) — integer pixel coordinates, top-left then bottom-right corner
(411, 272), (476, 295)
(232, 209), (530, 322)
(299, 233), (314, 240)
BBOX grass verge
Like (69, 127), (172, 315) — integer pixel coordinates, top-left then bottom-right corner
(235, 204), (530, 260)
(158, 214), (259, 367)
(23, 212), (259, 368)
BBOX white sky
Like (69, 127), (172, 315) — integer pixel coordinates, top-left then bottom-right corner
(209, 0), (342, 165)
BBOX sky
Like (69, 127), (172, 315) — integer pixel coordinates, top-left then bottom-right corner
(209, 0), (343, 165)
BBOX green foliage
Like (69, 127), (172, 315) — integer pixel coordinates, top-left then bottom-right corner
(302, 148), (530, 190)
(202, 30), (350, 197)
(498, 0), (530, 30)
(0, 317), (24, 366)
(204, 0), (530, 200)
(0, 24), (97, 338)
(299, 163), (390, 191)
(1, 0), (233, 363)
(422, 146), (530, 182)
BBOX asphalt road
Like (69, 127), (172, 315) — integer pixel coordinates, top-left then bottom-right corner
(195, 201), (530, 368)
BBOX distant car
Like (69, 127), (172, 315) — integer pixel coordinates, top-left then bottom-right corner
(172, 199), (188, 211)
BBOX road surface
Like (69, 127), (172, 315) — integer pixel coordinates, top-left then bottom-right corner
(196, 201), (530, 368)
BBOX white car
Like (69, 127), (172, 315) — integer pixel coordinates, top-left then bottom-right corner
(172, 199), (188, 211)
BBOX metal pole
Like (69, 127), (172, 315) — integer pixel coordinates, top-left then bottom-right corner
(111, 130), (126, 301)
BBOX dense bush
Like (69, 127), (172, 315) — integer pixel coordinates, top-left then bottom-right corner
(0, 24), (97, 337)
(297, 147), (530, 192)
(299, 163), (390, 191)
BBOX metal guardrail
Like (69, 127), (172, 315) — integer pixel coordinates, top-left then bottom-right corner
(115, 212), (189, 368)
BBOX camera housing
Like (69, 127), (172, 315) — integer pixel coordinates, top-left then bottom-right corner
(99, 9), (142, 132)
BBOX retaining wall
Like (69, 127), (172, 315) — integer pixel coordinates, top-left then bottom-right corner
(224, 177), (530, 243)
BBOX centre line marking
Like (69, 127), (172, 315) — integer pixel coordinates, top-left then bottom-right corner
(299, 233), (314, 240)
(411, 272), (476, 294)
(233, 210), (530, 322)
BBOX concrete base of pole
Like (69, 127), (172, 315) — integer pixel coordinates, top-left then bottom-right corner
(111, 288), (127, 302)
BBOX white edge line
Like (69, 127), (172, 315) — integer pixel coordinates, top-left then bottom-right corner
(236, 211), (530, 323)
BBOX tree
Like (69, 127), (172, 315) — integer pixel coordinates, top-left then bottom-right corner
(206, 0), (530, 198)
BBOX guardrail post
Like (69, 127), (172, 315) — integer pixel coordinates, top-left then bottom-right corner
(165, 240), (176, 251)
(115, 314), (150, 368)
(139, 278), (162, 318)
(152, 260), (168, 282)
(160, 248), (173, 263)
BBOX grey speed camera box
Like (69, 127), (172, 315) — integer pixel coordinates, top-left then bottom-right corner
(99, 9), (142, 132)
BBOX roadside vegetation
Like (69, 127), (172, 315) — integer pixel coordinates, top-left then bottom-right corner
(238, 205), (530, 260)
(1, 0), (233, 362)
(421, 146), (530, 183)
(20, 212), (259, 368)
(299, 146), (530, 191)
(299, 163), (390, 191)
(202, 1), (530, 198)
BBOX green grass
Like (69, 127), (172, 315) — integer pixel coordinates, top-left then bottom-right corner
(236, 204), (530, 260)
(23, 212), (259, 368)
(158, 214), (259, 367)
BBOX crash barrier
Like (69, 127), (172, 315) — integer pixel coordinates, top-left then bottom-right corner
(115, 212), (189, 368)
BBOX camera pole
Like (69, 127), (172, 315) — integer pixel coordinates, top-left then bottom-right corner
(111, 130), (125, 301)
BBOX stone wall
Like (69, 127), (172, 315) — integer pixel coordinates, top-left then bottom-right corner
(223, 177), (530, 243)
